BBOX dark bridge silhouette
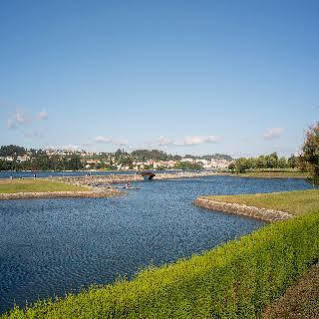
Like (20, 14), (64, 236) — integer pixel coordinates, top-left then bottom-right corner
(139, 171), (156, 180)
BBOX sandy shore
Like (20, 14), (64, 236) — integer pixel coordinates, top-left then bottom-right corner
(194, 196), (292, 222)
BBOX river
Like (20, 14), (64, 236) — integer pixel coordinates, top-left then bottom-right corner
(0, 176), (311, 313)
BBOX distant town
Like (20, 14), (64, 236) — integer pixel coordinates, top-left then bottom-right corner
(0, 145), (232, 171)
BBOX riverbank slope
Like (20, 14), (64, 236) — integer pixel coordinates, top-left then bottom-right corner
(195, 189), (319, 319)
(194, 189), (319, 222)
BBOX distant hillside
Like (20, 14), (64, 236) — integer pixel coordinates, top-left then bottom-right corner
(184, 153), (233, 161)
(130, 149), (182, 161)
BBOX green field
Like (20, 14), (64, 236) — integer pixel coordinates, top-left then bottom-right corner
(237, 170), (308, 179)
(206, 189), (319, 216)
(0, 179), (89, 193)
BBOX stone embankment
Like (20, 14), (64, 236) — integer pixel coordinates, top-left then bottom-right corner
(0, 188), (123, 200)
(156, 171), (218, 180)
(54, 171), (218, 188)
(194, 197), (292, 222)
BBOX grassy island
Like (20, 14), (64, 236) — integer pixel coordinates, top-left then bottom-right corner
(0, 178), (122, 200)
(0, 178), (89, 194)
(206, 189), (319, 216)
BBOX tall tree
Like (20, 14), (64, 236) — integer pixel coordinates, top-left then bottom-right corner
(299, 122), (319, 185)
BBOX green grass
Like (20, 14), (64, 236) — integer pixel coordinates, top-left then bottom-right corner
(231, 170), (308, 179)
(206, 189), (319, 216)
(206, 189), (319, 318)
(0, 179), (89, 193)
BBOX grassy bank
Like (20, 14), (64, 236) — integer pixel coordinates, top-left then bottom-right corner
(206, 189), (319, 216)
(204, 189), (319, 318)
(2, 194), (319, 318)
(0, 179), (89, 193)
(227, 170), (308, 179)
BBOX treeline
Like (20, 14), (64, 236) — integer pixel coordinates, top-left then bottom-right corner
(175, 161), (203, 170)
(130, 149), (182, 161)
(0, 145), (27, 157)
(0, 144), (233, 171)
(0, 155), (83, 171)
(0, 146), (83, 171)
(229, 152), (298, 173)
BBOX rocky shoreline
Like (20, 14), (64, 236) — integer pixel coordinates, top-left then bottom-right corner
(53, 171), (219, 188)
(0, 188), (123, 201)
(194, 197), (292, 222)
(0, 172), (219, 201)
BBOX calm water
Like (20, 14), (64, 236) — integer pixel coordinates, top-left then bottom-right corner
(0, 170), (136, 179)
(0, 176), (311, 313)
(0, 170), (183, 179)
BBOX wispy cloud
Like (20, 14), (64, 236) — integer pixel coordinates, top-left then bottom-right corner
(15, 109), (27, 124)
(156, 136), (173, 146)
(176, 135), (220, 146)
(263, 128), (283, 140)
(95, 136), (112, 143)
(7, 109), (29, 129)
(94, 136), (128, 146)
(7, 118), (17, 129)
(24, 131), (44, 139)
(37, 109), (48, 120)
(153, 135), (221, 147)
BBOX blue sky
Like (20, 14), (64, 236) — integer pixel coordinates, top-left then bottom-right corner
(1, 0), (318, 157)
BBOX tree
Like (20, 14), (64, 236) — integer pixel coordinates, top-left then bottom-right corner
(299, 122), (319, 185)
(0, 145), (26, 157)
(228, 162), (235, 173)
(234, 158), (250, 173)
(175, 161), (203, 170)
(288, 155), (298, 169)
(265, 153), (278, 168)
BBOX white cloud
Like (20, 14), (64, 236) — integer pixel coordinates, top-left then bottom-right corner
(15, 109), (27, 124)
(263, 128), (283, 140)
(157, 136), (173, 146)
(24, 131), (44, 138)
(95, 136), (112, 143)
(6, 109), (28, 129)
(94, 136), (128, 146)
(152, 135), (221, 147)
(7, 118), (16, 129)
(175, 135), (220, 146)
(37, 109), (48, 120)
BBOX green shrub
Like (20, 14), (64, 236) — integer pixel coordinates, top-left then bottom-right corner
(2, 212), (319, 318)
